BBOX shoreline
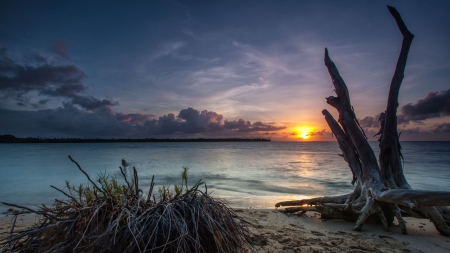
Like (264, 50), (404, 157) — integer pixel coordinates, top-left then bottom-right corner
(2, 209), (449, 252)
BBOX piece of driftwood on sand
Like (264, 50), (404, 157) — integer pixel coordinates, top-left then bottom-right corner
(276, 6), (450, 236)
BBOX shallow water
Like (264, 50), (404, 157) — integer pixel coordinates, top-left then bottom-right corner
(0, 141), (449, 212)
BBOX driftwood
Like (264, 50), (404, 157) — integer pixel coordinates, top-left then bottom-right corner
(276, 6), (450, 235)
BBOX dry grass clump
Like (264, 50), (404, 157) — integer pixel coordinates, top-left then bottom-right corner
(0, 156), (256, 253)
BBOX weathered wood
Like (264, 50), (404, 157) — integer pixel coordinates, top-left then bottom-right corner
(375, 190), (450, 207)
(421, 206), (450, 235)
(276, 6), (450, 236)
(379, 5), (414, 190)
(322, 110), (362, 185)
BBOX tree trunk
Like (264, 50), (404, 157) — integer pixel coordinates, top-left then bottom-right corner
(276, 6), (450, 236)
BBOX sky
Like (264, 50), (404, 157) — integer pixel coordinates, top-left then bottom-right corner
(1, 0), (449, 141)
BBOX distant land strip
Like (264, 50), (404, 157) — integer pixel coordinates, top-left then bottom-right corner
(0, 134), (270, 143)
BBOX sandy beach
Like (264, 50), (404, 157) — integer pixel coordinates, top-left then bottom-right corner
(241, 209), (450, 253)
(1, 209), (449, 253)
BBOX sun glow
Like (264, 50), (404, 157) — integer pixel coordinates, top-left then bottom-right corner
(300, 131), (310, 139)
(293, 126), (315, 140)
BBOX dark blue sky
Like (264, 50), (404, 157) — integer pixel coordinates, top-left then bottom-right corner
(1, 1), (449, 140)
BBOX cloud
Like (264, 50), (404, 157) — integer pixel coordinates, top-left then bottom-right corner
(116, 112), (155, 125)
(358, 113), (383, 128)
(432, 123), (450, 133)
(374, 123), (450, 137)
(0, 103), (156, 138)
(224, 119), (284, 132)
(400, 89), (450, 123)
(145, 107), (286, 136)
(50, 40), (69, 58)
(31, 99), (50, 108)
(178, 108), (223, 133)
(398, 127), (423, 135)
(309, 129), (330, 136)
(0, 105), (285, 138)
(0, 49), (84, 95)
(135, 31), (329, 119)
(70, 95), (118, 110)
(0, 105), (132, 138)
(25, 52), (48, 63)
(359, 89), (450, 130)
(0, 49), (117, 111)
(146, 41), (186, 62)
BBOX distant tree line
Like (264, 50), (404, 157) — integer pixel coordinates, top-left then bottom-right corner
(0, 134), (271, 143)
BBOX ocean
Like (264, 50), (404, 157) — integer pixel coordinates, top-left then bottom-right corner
(0, 141), (449, 213)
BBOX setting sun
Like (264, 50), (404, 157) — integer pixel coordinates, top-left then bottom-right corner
(293, 126), (315, 140)
(300, 131), (310, 139)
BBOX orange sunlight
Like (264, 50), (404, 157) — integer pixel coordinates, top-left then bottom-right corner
(292, 126), (315, 140)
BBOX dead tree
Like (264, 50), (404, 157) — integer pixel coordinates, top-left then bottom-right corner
(275, 6), (450, 235)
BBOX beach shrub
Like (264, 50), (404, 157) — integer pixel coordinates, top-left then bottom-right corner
(0, 156), (255, 253)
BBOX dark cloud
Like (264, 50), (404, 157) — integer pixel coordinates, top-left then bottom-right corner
(358, 113), (383, 128)
(400, 89), (450, 123)
(432, 123), (450, 133)
(359, 89), (450, 129)
(41, 83), (86, 97)
(14, 93), (31, 106)
(223, 118), (250, 130)
(0, 103), (158, 138)
(0, 57), (86, 95)
(398, 127), (423, 135)
(145, 107), (285, 136)
(177, 108), (223, 133)
(0, 50), (85, 95)
(224, 119), (284, 132)
(385, 123), (450, 136)
(39, 99), (49, 105)
(50, 40), (69, 58)
(144, 114), (180, 135)
(25, 53), (48, 63)
(70, 95), (118, 110)
(116, 112), (156, 125)
(31, 99), (50, 108)
(310, 129), (329, 136)
(0, 49), (118, 110)
(0, 105), (127, 138)
(0, 105), (284, 138)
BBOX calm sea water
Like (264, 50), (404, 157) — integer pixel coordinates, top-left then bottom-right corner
(0, 142), (449, 213)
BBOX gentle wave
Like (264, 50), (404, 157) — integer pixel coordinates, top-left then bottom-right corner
(0, 141), (449, 212)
